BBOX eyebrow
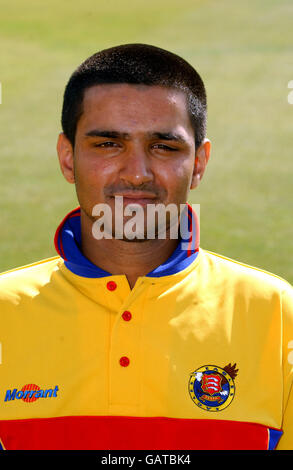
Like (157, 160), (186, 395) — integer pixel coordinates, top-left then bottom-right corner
(84, 129), (187, 144)
(147, 132), (187, 144)
(84, 130), (130, 139)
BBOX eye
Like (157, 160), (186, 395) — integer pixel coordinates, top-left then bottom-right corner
(152, 143), (178, 151)
(93, 141), (120, 148)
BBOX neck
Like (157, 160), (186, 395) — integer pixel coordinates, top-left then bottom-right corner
(80, 211), (178, 289)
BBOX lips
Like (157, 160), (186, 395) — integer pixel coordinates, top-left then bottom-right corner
(110, 193), (158, 206)
(122, 198), (155, 206)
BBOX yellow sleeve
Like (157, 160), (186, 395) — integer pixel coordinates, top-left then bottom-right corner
(276, 283), (293, 450)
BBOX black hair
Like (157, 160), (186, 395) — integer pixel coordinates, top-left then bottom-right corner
(61, 43), (207, 149)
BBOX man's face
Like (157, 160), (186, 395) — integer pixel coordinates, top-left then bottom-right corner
(58, 83), (210, 239)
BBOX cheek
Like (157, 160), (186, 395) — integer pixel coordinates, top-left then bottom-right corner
(156, 160), (193, 201)
(74, 151), (115, 188)
(73, 155), (109, 207)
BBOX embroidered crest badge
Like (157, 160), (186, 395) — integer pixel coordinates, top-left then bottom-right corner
(189, 363), (238, 412)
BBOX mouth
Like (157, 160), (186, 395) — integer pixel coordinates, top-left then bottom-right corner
(110, 193), (158, 207)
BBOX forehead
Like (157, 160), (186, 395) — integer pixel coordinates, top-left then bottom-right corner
(78, 83), (193, 134)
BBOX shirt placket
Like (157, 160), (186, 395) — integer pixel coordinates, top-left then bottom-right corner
(104, 277), (148, 415)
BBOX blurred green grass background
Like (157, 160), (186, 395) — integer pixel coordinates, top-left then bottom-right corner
(0, 0), (292, 282)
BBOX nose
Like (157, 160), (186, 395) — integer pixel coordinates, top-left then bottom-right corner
(119, 144), (154, 186)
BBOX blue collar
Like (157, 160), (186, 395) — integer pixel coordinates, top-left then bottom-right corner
(54, 203), (199, 278)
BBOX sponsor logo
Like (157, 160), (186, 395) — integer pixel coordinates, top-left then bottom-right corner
(189, 363), (238, 412)
(4, 384), (59, 402)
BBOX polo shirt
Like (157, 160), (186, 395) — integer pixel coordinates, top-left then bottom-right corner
(0, 204), (292, 450)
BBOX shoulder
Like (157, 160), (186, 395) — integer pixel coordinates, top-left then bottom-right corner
(0, 256), (62, 303)
(197, 249), (293, 332)
(199, 248), (292, 295)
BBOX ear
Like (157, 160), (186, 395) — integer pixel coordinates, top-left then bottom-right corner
(190, 139), (211, 189)
(56, 133), (75, 184)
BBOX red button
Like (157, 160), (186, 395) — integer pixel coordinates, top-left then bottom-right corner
(122, 311), (132, 321)
(119, 356), (130, 367)
(107, 281), (117, 291)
